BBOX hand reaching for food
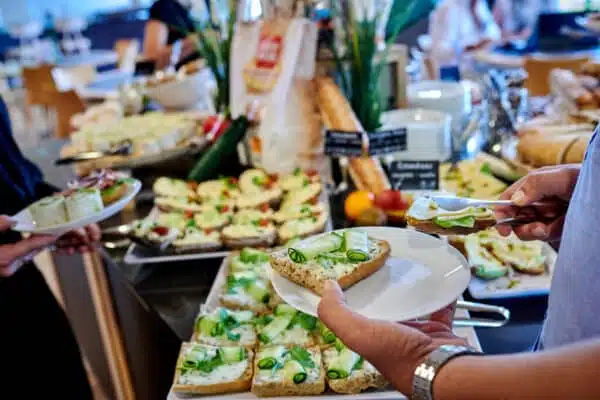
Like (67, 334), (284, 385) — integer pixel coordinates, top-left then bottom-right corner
(495, 165), (579, 241)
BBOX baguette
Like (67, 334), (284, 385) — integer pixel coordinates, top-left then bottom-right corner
(172, 343), (254, 395)
(316, 77), (391, 195)
(270, 234), (390, 296)
(251, 346), (325, 397)
(563, 133), (593, 164)
(581, 61), (600, 78)
(323, 348), (388, 394)
(550, 69), (597, 109)
(517, 132), (580, 167)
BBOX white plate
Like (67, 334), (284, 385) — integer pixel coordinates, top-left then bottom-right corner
(468, 242), (557, 299)
(12, 180), (142, 236)
(270, 227), (471, 321)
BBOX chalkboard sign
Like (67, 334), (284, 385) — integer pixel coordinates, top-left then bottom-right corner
(389, 161), (440, 190)
(324, 130), (365, 157)
(368, 128), (407, 156)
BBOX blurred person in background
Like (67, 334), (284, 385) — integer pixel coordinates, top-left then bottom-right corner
(144, 0), (208, 70)
(428, 0), (501, 68)
(493, 0), (542, 40)
(0, 95), (99, 397)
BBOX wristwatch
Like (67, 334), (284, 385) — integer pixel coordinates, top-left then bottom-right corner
(412, 345), (482, 400)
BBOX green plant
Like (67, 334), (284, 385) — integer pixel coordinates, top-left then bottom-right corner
(331, 0), (436, 131)
(193, 0), (237, 116)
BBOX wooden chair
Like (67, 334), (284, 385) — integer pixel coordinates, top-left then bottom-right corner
(524, 55), (590, 96)
(52, 89), (86, 139)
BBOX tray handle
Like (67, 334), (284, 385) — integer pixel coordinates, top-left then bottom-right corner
(453, 300), (510, 328)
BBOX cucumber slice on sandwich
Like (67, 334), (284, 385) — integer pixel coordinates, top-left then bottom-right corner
(258, 314), (294, 344)
(197, 315), (222, 337)
(247, 280), (271, 304)
(283, 360), (307, 384)
(218, 347), (247, 363)
(344, 230), (370, 262)
(240, 247), (269, 263)
(288, 233), (343, 263)
(274, 303), (297, 316)
(319, 322), (337, 344)
(257, 346), (287, 369)
(326, 348), (362, 380)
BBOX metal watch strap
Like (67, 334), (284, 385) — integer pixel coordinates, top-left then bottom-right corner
(412, 345), (482, 400)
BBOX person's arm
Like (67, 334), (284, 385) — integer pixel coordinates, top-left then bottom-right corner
(434, 340), (600, 400)
(143, 19), (171, 68)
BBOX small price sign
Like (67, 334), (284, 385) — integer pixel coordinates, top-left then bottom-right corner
(368, 128), (407, 156)
(324, 130), (365, 157)
(389, 161), (440, 191)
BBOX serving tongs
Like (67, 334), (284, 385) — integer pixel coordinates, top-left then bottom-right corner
(454, 300), (510, 328)
(55, 139), (133, 165)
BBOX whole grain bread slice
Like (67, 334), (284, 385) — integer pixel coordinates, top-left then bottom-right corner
(269, 238), (390, 296)
(406, 216), (497, 236)
(171, 343), (254, 395)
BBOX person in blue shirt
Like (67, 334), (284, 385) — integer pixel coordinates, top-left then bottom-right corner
(0, 96), (99, 397)
(318, 127), (600, 397)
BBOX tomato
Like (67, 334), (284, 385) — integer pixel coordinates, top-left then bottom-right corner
(259, 203), (270, 212)
(374, 190), (410, 211)
(309, 197), (318, 205)
(344, 190), (375, 220)
(223, 190), (230, 198)
(269, 173), (279, 182)
(184, 210), (194, 219)
(259, 218), (269, 227)
(204, 228), (213, 235)
(187, 181), (198, 191)
(152, 226), (169, 236)
(203, 115), (231, 142)
(217, 205), (230, 213)
(306, 169), (318, 177)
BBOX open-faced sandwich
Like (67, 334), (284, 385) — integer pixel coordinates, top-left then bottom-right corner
(155, 212), (189, 230)
(277, 212), (329, 244)
(270, 229), (390, 296)
(221, 221), (277, 249)
(406, 196), (496, 235)
(280, 182), (322, 209)
(255, 304), (317, 347)
(230, 248), (271, 281)
(239, 169), (279, 194)
(172, 226), (222, 253)
(273, 203), (326, 224)
(29, 188), (104, 228)
(251, 345), (325, 397)
(194, 307), (257, 348)
(233, 206), (274, 225)
(153, 177), (196, 199)
(220, 270), (273, 313)
(132, 218), (180, 248)
(236, 188), (283, 210)
(155, 196), (206, 213)
(196, 177), (241, 201)
(172, 343), (254, 395)
(323, 339), (388, 394)
(449, 229), (546, 280)
(193, 206), (233, 230)
(279, 168), (321, 192)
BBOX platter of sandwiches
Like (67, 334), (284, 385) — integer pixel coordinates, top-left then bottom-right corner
(167, 247), (480, 399)
(123, 168), (332, 264)
(269, 227), (470, 322)
(449, 229), (556, 299)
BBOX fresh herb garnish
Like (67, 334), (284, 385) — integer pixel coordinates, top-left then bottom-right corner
(186, 219), (196, 228)
(480, 163), (493, 176)
(252, 176), (266, 186)
(293, 167), (302, 176)
(295, 313), (317, 331)
(226, 331), (241, 341)
(289, 347), (315, 369)
(196, 356), (223, 373)
(254, 315), (274, 326)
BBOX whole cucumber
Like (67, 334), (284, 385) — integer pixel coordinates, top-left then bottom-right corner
(188, 116), (249, 182)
